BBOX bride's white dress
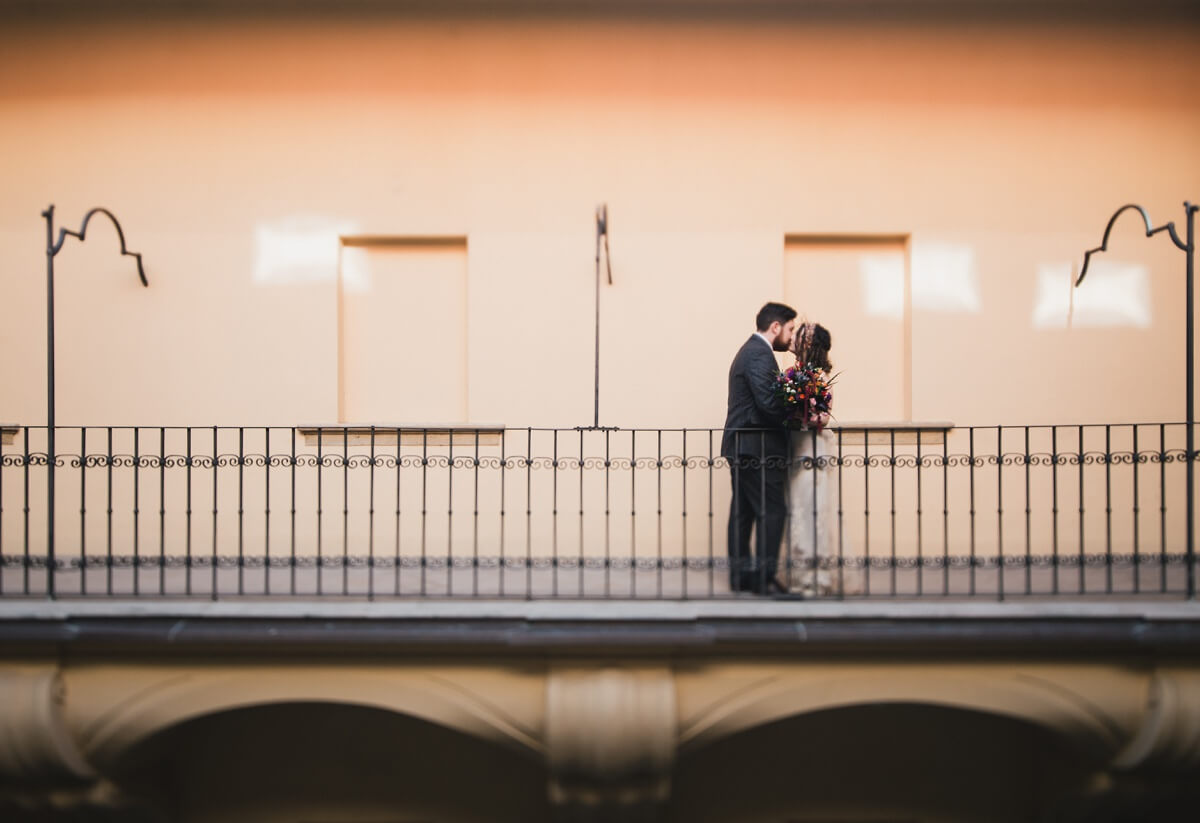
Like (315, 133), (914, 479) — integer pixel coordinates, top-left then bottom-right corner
(788, 428), (840, 593)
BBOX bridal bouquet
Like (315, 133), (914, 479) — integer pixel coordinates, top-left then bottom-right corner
(775, 363), (835, 431)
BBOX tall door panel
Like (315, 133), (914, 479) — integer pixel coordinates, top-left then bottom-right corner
(784, 237), (909, 421)
(339, 239), (468, 423)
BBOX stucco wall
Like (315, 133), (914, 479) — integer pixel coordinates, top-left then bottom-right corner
(0, 15), (1197, 429)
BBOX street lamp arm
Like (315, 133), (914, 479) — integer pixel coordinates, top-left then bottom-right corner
(1076, 203), (1186, 286)
(48, 207), (149, 287)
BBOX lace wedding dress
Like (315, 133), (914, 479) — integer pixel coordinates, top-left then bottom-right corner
(788, 428), (840, 594)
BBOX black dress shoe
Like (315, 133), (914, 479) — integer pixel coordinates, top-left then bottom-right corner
(745, 575), (785, 595)
(763, 576), (789, 595)
(731, 573), (758, 593)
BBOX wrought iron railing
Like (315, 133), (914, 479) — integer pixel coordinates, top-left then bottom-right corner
(0, 424), (1195, 599)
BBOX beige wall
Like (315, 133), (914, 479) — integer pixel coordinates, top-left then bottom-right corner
(1, 16), (1198, 431)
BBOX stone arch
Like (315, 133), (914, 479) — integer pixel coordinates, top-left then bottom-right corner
(63, 666), (545, 773)
(675, 663), (1149, 760)
(670, 700), (1101, 823)
(110, 699), (553, 823)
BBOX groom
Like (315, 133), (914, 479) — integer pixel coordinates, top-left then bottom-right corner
(721, 302), (796, 594)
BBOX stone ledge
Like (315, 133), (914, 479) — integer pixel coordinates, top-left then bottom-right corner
(2, 598), (1198, 622)
(2, 614), (1200, 657)
(298, 425), (505, 447)
(826, 421), (954, 446)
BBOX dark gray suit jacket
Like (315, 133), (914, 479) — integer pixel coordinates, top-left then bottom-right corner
(721, 334), (789, 459)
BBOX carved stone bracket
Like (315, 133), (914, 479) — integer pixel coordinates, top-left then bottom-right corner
(0, 669), (96, 782)
(545, 666), (676, 819)
(1111, 668), (1200, 773)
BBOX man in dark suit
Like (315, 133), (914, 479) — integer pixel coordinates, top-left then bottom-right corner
(721, 302), (797, 594)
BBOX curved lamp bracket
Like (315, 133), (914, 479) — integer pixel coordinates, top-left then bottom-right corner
(1076, 203), (1188, 287)
(44, 205), (148, 287)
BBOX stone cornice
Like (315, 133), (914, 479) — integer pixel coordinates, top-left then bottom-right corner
(2, 603), (1199, 658)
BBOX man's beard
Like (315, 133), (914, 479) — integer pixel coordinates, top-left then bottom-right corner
(772, 338), (791, 352)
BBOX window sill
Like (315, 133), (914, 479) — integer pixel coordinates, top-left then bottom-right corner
(826, 422), (954, 446)
(298, 425), (505, 448)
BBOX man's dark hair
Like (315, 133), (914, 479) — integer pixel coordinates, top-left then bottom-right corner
(755, 302), (797, 332)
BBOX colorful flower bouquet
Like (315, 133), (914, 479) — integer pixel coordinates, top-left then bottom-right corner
(775, 363), (835, 431)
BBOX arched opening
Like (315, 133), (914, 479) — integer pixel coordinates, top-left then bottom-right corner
(107, 701), (551, 823)
(669, 702), (1098, 823)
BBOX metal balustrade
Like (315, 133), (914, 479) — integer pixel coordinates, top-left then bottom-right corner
(0, 424), (1195, 599)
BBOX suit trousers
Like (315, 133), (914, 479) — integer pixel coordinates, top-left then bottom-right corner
(727, 455), (787, 592)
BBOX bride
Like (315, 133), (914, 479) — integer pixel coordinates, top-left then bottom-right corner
(785, 322), (843, 596)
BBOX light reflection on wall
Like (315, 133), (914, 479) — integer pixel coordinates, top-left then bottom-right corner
(1032, 260), (1151, 328)
(859, 253), (905, 319)
(252, 217), (359, 286)
(857, 243), (982, 318)
(911, 243), (981, 313)
(339, 246), (371, 295)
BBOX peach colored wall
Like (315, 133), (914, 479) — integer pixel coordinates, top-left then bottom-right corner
(0, 17), (1198, 428)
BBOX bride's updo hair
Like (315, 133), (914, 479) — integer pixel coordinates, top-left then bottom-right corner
(792, 321), (833, 372)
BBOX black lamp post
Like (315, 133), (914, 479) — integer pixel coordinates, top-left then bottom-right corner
(42, 205), (147, 597)
(1076, 201), (1197, 598)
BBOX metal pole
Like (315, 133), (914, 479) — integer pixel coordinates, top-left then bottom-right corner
(1187, 203), (1196, 598)
(593, 204), (611, 429)
(594, 208), (602, 429)
(43, 206), (56, 598)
